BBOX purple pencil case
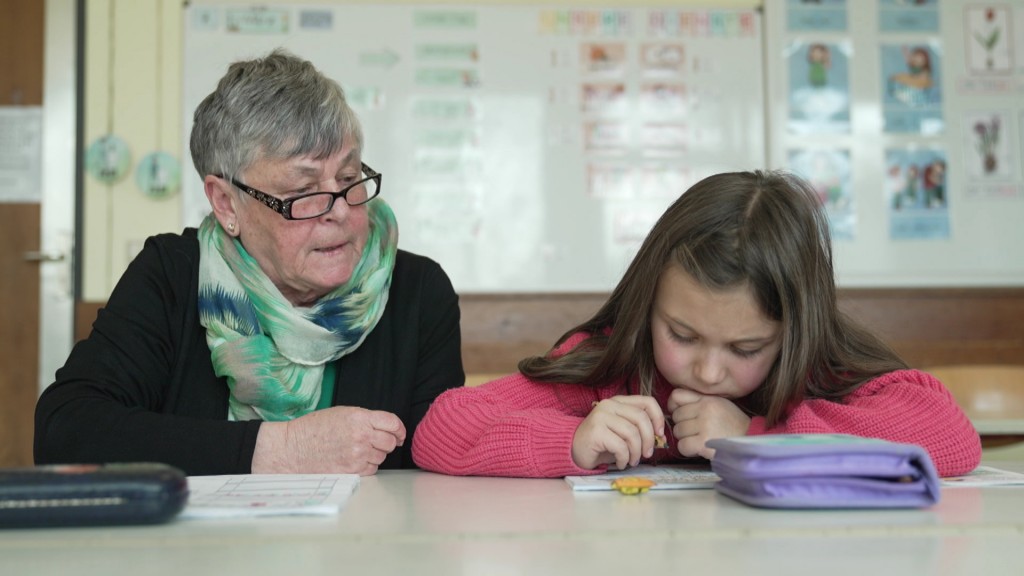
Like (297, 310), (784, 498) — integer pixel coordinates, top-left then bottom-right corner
(706, 434), (940, 509)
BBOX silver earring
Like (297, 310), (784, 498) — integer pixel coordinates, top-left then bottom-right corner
(227, 222), (235, 232)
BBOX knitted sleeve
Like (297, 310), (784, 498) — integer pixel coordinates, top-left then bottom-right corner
(746, 369), (982, 477)
(412, 332), (624, 478)
(411, 373), (613, 477)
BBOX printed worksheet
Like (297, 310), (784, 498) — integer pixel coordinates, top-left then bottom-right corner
(565, 464), (719, 491)
(941, 466), (1024, 488)
(180, 474), (360, 519)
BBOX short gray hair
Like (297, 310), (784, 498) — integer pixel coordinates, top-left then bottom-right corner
(190, 48), (363, 179)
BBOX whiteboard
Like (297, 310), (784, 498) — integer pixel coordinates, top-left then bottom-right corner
(765, 0), (1024, 287)
(182, 3), (765, 292)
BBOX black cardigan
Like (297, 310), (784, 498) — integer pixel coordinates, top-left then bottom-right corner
(34, 229), (464, 475)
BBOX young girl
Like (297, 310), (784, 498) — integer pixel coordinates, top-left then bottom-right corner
(807, 43), (831, 88)
(413, 170), (981, 478)
(889, 46), (934, 106)
(891, 46), (933, 90)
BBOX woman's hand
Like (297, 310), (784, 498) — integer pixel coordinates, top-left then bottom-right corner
(667, 388), (750, 460)
(252, 406), (406, 475)
(572, 395), (666, 471)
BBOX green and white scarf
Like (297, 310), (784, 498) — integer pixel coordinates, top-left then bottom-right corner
(197, 200), (398, 421)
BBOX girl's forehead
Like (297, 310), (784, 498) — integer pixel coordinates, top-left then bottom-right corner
(654, 264), (780, 340)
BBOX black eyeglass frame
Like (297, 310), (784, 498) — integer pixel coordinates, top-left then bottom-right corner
(220, 162), (382, 221)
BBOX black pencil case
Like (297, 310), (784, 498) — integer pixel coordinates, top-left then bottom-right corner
(0, 462), (189, 529)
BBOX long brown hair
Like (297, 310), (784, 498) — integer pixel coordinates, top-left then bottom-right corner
(519, 170), (906, 426)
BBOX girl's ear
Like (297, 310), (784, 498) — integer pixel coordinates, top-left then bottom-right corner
(204, 175), (240, 237)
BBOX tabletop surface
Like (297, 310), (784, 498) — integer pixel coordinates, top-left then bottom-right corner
(4, 462), (1024, 576)
(974, 419), (1024, 434)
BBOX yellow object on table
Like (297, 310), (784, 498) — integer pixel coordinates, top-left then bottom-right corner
(610, 477), (657, 495)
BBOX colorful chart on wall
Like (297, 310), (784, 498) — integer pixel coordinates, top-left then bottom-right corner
(181, 3), (766, 292)
(766, 0), (1024, 287)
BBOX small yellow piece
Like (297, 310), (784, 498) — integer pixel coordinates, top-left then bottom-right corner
(654, 435), (669, 449)
(611, 477), (657, 495)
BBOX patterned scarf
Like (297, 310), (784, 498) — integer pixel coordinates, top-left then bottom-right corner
(197, 200), (398, 421)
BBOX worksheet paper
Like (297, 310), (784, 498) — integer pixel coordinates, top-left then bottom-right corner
(565, 464), (719, 491)
(941, 465), (1024, 488)
(180, 474), (360, 519)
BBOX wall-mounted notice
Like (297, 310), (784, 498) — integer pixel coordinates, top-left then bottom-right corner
(182, 4), (765, 292)
(767, 0), (1024, 287)
(0, 107), (42, 203)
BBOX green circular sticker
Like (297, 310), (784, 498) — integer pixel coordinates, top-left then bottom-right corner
(85, 134), (131, 184)
(136, 151), (181, 199)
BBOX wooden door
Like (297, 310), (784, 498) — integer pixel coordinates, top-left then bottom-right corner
(0, 0), (45, 467)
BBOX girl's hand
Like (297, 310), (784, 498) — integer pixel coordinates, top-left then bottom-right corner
(667, 388), (750, 460)
(571, 395), (666, 471)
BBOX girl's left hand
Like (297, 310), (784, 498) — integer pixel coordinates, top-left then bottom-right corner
(667, 388), (751, 459)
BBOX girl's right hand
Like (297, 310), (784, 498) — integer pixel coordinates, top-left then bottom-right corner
(571, 395), (666, 470)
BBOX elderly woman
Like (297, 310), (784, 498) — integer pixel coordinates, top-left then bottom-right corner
(34, 50), (464, 476)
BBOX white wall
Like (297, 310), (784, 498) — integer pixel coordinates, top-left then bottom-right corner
(82, 0), (182, 299)
(80, 0), (758, 300)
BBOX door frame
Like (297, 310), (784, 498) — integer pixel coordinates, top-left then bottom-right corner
(38, 0), (78, 393)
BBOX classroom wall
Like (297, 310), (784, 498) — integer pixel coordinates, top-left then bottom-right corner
(82, 0), (181, 299)
(84, 0), (1024, 298)
(77, 0), (1024, 368)
(80, 0), (760, 300)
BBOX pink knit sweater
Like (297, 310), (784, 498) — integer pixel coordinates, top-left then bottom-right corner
(412, 363), (981, 479)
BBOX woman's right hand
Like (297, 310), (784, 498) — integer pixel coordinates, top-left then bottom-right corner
(571, 395), (666, 471)
(252, 406), (406, 475)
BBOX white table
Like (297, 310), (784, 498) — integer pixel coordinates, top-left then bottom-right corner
(4, 464), (1024, 576)
(974, 419), (1024, 435)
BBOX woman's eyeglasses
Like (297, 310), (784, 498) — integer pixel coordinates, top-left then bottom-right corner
(221, 162), (381, 221)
